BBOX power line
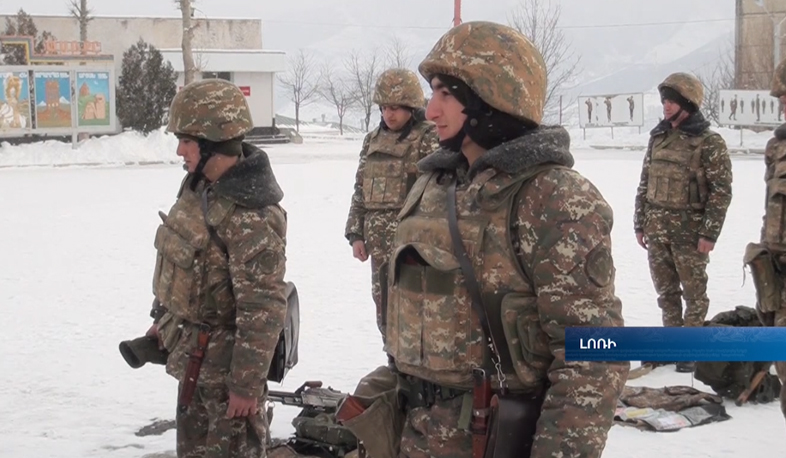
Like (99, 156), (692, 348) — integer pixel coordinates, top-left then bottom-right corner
(260, 17), (735, 31)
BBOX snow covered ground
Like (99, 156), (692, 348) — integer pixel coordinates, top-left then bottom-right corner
(0, 131), (783, 458)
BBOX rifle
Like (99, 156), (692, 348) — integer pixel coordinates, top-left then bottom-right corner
(268, 381), (347, 412)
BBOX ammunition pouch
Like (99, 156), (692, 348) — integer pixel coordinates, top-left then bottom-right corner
(743, 243), (783, 325)
(484, 392), (545, 458)
(119, 336), (169, 369)
(268, 281), (301, 383)
(397, 376), (469, 410)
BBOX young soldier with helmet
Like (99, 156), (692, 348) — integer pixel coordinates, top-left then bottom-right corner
(344, 68), (439, 342)
(343, 21), (629, 458)
(634, 72), (733, 373)
(747, 58), (786, 423)
(144, 79), (289, 457)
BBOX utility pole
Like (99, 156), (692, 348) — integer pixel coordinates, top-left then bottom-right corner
(453, 0), (462, 27)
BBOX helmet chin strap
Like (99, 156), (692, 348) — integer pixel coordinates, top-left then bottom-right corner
(188, 139), (215, 191)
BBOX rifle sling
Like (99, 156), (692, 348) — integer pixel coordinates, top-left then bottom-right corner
(447, 179), (505, 375)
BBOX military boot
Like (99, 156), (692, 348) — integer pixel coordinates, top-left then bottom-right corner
(676, 361), (695, 373)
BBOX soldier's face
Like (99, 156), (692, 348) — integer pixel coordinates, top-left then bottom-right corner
(662, 99), (682, 120)
(381, 105), (412, 131)
(426, 77), (468, 142)
(176, 137), (201, 172)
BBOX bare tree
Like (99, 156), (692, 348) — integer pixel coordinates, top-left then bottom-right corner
(384, 35), (413, 69)
(68, 0), (93, 52)
(345, 49), (381, 132)
(319, 65), (358, 136)
(695, 45), (735, 125)
(278, 49), (321, 133)
(507, 0), (581, 123)
(174, 0), (198, 85)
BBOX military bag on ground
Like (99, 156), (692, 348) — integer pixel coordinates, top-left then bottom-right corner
(694, 306), (782, 403)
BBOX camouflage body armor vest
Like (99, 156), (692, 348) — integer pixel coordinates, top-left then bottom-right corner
(763, 137), (786, 248)
(385, 168), (554, 392)
(362, 124), (430, 211)
(646, 130), (713, 211)
(152, 180), (237, 331)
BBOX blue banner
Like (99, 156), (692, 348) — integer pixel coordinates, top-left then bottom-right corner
(565, 327), (786, 362)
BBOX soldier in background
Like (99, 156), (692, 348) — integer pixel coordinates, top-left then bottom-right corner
(749, 57), (786, 423)
(145, 79), (289, 457)
(370, 21), (628, 458)
(634, 72), (733, 373)
(344, 68), (439, 342)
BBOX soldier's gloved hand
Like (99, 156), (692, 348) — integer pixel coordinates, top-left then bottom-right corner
(635, 232), (648, 250)
(226, 391), (258, 419)
(352, 240), (369, 262)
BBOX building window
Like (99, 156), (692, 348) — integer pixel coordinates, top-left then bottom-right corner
(202, 71), (232, 81)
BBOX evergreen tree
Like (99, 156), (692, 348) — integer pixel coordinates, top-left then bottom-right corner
(117, 39), (177, 134)
(2, 8), (56, 64)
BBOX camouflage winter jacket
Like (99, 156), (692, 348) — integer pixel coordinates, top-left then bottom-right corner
(385, 125), (629, 458)
(154, 143), (288, 399)
(344, 120), (439, 243)
(761, 123), (786, 249)
(634, 112), (732, 245)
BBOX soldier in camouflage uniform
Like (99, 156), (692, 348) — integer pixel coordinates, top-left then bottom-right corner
(145, 79), (289, 457)
(345, 68), (439, 341)
(633, 72), (733, 373)
(749, 57), (786, 422)
(380, 21), (629, 458)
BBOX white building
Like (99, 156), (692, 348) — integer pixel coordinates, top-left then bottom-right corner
(0, 14), (286, 132)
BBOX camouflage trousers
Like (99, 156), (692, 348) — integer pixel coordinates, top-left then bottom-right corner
(647, 241), (710, 327)
(363, 210), (399, 341)
(774, 308), (786, 423)
(399, 395), (472, 458)
(176, 383), (269, 458)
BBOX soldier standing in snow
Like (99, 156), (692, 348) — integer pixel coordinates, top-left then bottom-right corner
(341, 21), (629, 458)
(344, 68), (439, 342)
(145, 79), (288, 457)
(634, 72), (733, 373)
(747, 57), (786, 424)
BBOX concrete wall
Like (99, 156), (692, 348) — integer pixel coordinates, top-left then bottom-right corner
(0, 15), (263, 77)
(736, 0), (786, 88)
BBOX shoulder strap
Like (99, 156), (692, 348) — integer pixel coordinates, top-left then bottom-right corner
(201, 189), (229, 260)
(447, 179), (505, 384)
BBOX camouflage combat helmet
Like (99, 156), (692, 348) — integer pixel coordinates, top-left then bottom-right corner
(373, 68), (425, 109)
(418, 21), (547, 125)
(658, 72), (704, 109)
(771, 58), (786, 97)
(166, 79), (254, 142)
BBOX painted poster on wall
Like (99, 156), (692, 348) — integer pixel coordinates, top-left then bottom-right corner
(0, 71), (31, 130)
(34, 71), (73, 128)
(76, 71), (110, 127)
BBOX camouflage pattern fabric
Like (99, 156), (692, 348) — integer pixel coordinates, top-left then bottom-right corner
(418, 21), (547, 125)
(647, 242), (709, 327)
(399, 395), (470, 458)
(619, 385), (723, 412)
(772, 58), (786, 98)
(176, 384), (268, 458)
(167, 79), (254, 142)
(634, 129), (732, 245)
(658, 72), (704, 109)
(759, 128), (786, 423)
(373, 68), (426, 109)
(345, 122), (439, 339)
(386, 126), (629, 458)
(152, 145), (288, 455)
